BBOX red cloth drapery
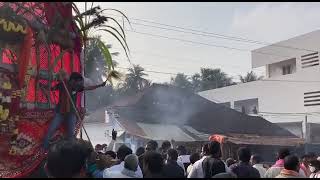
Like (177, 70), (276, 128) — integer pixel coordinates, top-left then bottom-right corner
(0, 2), (83, 178)
(17, 27), (33, 88)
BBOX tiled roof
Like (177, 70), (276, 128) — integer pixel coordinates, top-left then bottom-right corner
(111, 84), (296, 138)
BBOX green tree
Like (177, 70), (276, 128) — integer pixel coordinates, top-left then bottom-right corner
(239, 71), (263, 83)
(85, 37), (118, 82)
(191, 73), (202, 92)
(200, 68), (234, 91)
(72, 3), (129, 83)
(170, 73), (193, 90)
(121, 65), (151, 94)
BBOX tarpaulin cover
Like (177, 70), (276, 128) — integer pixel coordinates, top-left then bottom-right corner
(0, 2), (83, 178)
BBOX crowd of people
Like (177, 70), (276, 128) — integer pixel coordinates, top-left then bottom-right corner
(43, 132), (320, 178)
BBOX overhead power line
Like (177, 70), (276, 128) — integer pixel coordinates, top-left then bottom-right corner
(105, 13), (318, 53)
(117, 66), (193, 76)
(126, 29), (291, 58)
(130, 21), (317, 53)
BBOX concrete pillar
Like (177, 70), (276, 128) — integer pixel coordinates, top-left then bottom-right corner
(266, 65), (270, 78)
(230, 101), (235, 109)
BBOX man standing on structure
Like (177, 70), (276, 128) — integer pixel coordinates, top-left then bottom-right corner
(41, 70), (106, 150)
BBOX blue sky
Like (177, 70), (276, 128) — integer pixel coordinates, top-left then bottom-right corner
(76, 2), (320, 83)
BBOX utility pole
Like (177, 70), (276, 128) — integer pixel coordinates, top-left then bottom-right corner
(80, 2), (88, 140)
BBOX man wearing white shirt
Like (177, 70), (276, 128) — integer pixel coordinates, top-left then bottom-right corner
(188, 143), (210, 178)
(103, 145), (143, 178)
(250, 154), (267, 178)
(104, 154), (142, 178)
(187, 142), (231, 178)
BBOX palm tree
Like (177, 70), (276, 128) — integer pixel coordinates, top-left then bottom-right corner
(239, 71), (263, 83)
(71, 2), (130, 82)
(171, 73), (193, 90)
(200, 68), (234, 91)
(125, 65), (150, 92)
(85, 36), (119, 83)
(191, 73), (202, 92)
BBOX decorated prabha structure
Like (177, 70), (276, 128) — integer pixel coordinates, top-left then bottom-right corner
(0, 2), (84, 178)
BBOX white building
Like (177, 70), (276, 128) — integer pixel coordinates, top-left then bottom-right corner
(198, 30), (320, 137)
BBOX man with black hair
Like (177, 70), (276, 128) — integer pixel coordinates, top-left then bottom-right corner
(143, 151), (166, 178)
(264, 148), (306, 178)
(188, 142), (230, 178)
(176, 145), (189, 175)
(300, 154), (312, 177)
(42, 71), (106, 150)
(105, 150), (117, 159)
(106, 154), (141, 178)
(160, 140), (171, 159)
(103, 145), (143, 178)
(187, 153), (200, 176)
(135, 147), (145, 157)
(138, 140), (158, 176)
(226, 158), (236, 167)
(250, 154), (267, 177)
(202, 141), (227, 178)
(188, 143), (210, 178)
(163, 149), (185, 178)
(45, 139), (90, 178)
(276, 155), (304, 178)
(229, 147), (260, 178)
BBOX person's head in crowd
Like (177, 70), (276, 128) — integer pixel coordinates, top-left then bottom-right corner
(136, 147), (145, 157)
(277, 148), (290, 160)
(190, 153), (200, 165)
(167, 148), (179, 162)
(105, 150), (117, 159)
(301, 152), (317, 166)
(284, 155), (300, 173)
(95, 144), (102, 152)
(69, 72), (84, 91)
(145, 140), (158, 152)
(237, 147), (251, 163)
(250, 154), (263, 166)
(96, 153), (115, 170)
(116, 145), (132, 162)
(226, 158), (236, 167)
(143, 151), (164, 176)
(201, 143), (210, 157)
(212, 172), (237, 178)
(309, 152), (317, 160)
(46, 139), (89, 178)
(301, 154), (310, 166)
(161, 141), (172, 152)
(208, 141), (222, 158)
(124, 154), (139, 172)
(102, 144), (107, 151)
(309, 159), (320, 173)
(176, 145), (187, 156)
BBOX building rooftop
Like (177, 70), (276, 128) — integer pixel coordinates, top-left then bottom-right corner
(111, 84), (296, 138)
(252, 30), (320, 68)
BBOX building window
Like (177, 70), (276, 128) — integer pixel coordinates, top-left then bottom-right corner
(252, 106), (258, 114)
(282, 65), (292, 75)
